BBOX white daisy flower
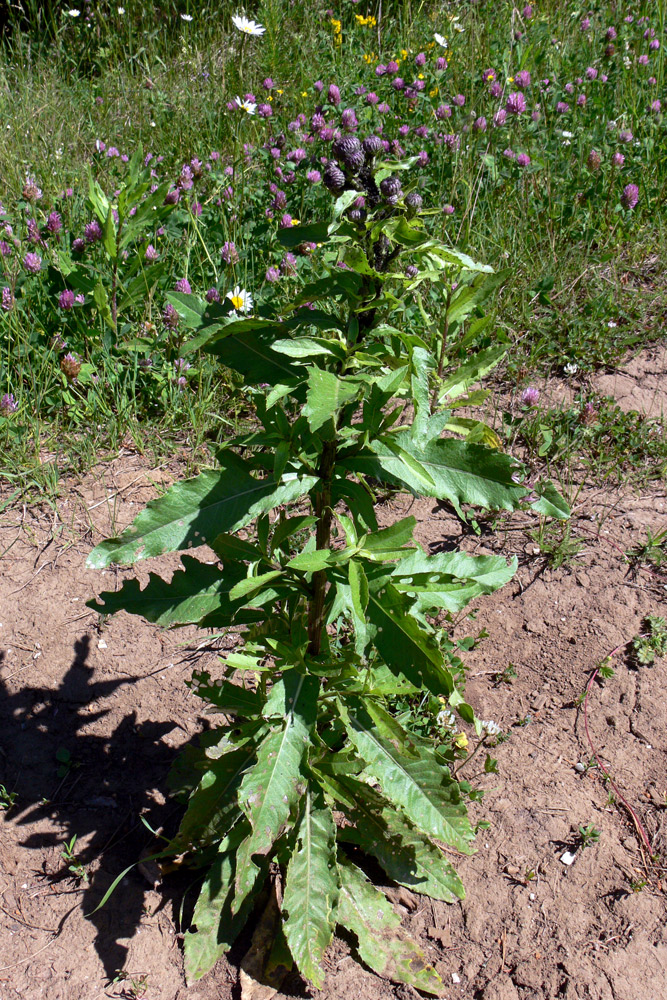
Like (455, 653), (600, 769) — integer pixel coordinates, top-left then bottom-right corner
(434, 32), (448, 48)
(180, 13), (193, 21)
(226, 286), (253, 313)
(66, 8), (81, 16)
(233, 96), (257, 114)
(232, 13), (266, 35)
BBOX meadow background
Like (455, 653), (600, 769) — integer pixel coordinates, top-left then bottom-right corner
(0, 0), (665, 501)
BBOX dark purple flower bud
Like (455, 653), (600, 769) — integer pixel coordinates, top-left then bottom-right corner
(380, 175), (402, 201)
(333, 134), (365, 172)
(85, 220), (103, 242)
(605, 26), (617, 40)
(1, 287), (14, 312)
(164, 188), (180, 205)
(405, 265), (418, 278)
(404, 192), (422, 216)
(323, 160), (346, 193)
(362, 135), (383, 159)
(206, 288), (221, 302)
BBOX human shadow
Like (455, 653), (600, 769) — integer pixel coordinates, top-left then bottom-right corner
(0, 634), (182, 979)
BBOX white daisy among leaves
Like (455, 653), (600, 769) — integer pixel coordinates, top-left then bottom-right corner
(232, 13), (266, 36)
(67, 8), (81, 16)
(226, 286), (253, 313)
(233, 96), (257, 114)
(434, 32), (448, 48)
(180, 13), (193, 21)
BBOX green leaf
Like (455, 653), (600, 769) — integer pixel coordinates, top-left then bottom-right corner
(529, 479), (570, 520)
(330, 774), (465, 901)
(102, 206), (117, 260)
(336, 858), (445, 996)
(330, 190), (360, 227)
(183, 845), (260, 983)
(165, 292), (208, 329)
(391, 549), (517, 613)
(282, 790), (339, 989)
(86, 455), (318, 567)
(286, 550), (332, 573)
(88, 555), (260, 626)
(446, 270), (509, 327)
(234, 671), (319, 909)
(202, 327), (305, 386)
(366, 583), (451, 695)
(338, 698), (475, 852)
(93, 279), (113, 327)
(347, 558), (370, 655)
(359, 516), (417, 558)
(303, 369), (359, 433)
(169, 746), (254, 853)
(272, 337), (344, 360)
(346, 434), (525, 517)
(438, 346), (506, 400)
(228, 569), (284, 601)
(277, 221), (330, 248)
(189, 671), (263, 717)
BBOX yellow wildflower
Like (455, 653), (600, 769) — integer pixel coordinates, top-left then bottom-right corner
(401, 48), (408, 58)
(429, 87), (438, 97)
(454, 733), (469, 750)
(507, 76), (514, 83)
(291, 218), (300, 226)
(418, 73), (424, 80)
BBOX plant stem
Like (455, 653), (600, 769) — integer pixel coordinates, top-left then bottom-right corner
(431, 288), (450, 411)
(307, 438), (337, 656)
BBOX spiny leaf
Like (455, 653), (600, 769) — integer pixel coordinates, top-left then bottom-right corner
(282, 790), (339, 988)
(234, 671), (319, 910)
(86, 455), (318, 567)
(336, 857), (445, 996)
(337, 697), (475, 852)
(390, 549), (517, 614)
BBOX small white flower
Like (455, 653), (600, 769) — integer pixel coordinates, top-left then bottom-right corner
(607, 320), (617, 328)
(66, 8), (81, 16)
(232, 13), (266, 35)
(180, 13), (193, 21)
(117, 6), (125, 12)
(233, 96), (256, 114)
(226, 286), (253, 313)
(561, 130), (574, 138)
(434, 32), (448, 48)
(436, 708), (457, 730)
(564, 362), (579, 375)
(481, 719), (502, 737)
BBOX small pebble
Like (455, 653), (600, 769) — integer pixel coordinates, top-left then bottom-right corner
(529, 892), (536, 900)
(574, 762), (586, 773)
(98, 638), (107, 649)
(560, 850), (577, 866)
(452, 973), (461, 984)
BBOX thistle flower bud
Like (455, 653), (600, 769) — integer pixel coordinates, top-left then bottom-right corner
(332, 135), (364, 172)
(323, 160), (346, 193)
(380, 175), (402, 202)
(362, 135), (383, 160)
(404, 191), (423, 217)
(60, 353), (82, 381)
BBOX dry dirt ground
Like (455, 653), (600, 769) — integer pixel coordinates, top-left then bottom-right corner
(1, 348), (666, 1000)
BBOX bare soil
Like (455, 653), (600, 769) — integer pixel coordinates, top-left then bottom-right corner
(1, 353), (666, 1000)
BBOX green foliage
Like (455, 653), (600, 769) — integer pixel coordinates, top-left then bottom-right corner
(631, 615), (667, 666)
(87, 135), (566, 992)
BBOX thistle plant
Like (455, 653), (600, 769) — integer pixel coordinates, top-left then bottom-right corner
(87, 144), (567, 994)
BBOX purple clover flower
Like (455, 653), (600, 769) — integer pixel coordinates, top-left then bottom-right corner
(265, 266), (280, 282)
(327, 84), (341, 106)
(453, 94), (466, 107)
(0, 392), (17, 414)
(221, 241), (239, 265)
(621, 183), (639, 209)
(59, 289), (75, 309)
(206, 288), (221, 303)
(1, 287), (14, 311)
(506, 92), (527, 114)
(23, 252), (42, 273)
(85, 220), (103, 242)
(521, 386), (540, 406)
(175, 278), (192, 294)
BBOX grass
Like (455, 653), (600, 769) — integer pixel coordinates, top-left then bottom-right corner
(0, 0), (666, 498)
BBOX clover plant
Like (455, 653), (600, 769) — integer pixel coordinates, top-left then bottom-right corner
(87, 137), (567, 995)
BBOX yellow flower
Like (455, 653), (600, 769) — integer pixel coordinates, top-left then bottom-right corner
(454, 733), (469, 750)
(429, 87), (438, 97)
(418, 73), (424, 80)
(291, 218), (300, 226)
(401, 48), (408, 58)
(507, 76), (514, 83)
(276, 88), (283, 95)
(301, 91), (308, 97)
(486, 73), (494, 81)
(267, 95), (273, 102)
